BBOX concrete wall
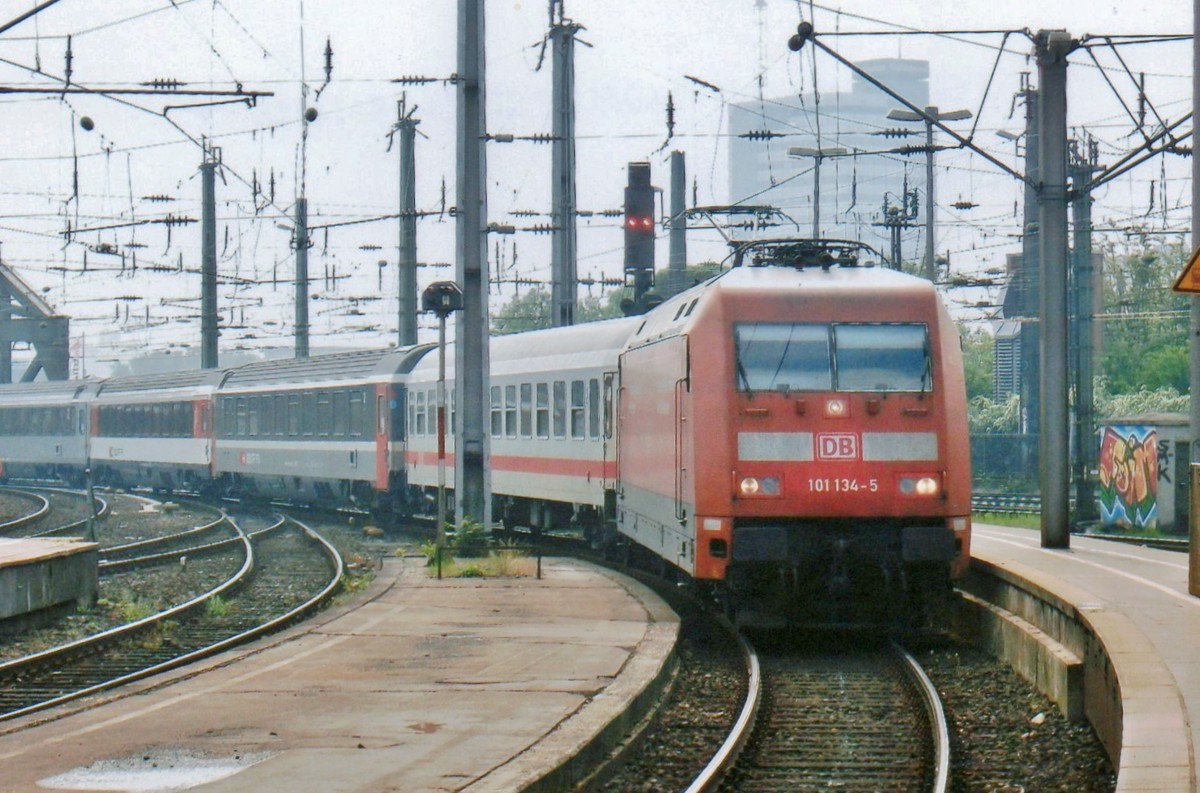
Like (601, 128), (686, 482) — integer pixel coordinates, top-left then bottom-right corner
(0, 543), (98, 633)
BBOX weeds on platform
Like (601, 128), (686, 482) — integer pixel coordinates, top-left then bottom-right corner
(423, 525), (536, 579)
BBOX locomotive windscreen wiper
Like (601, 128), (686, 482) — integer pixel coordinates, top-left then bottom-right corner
(736, 355), (753, 394)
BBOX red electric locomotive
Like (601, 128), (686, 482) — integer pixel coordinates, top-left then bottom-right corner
(612, 240), (971, 626)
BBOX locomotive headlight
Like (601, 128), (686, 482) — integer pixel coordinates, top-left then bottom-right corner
(823, 397), (849, 418)
(898, 475), (940, 497)
(738, 476), (781, 497)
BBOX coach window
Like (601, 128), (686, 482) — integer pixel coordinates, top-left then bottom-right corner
(302, 392), (316, 436)
(334, 391), (349, 436)
(349, 391), (365, 438)
(408, 391), (418, 437)
(272, 395), (285, 435)
(504, 385), (517, 438)
(222, 397), (234, 436)
(287, 394), (301, 435)
(490, 385), (503, 438)
(317, 392), (333, 436)
(553, 380), (566, 439)
(570, 380), (585, 439)
(248, 397), (260, 436)
(536, 383), (549, 439)
(415, 390), (427, 436)
(236, 397), (248, 436)
(588, 379), (600, 439)
(519, 383), (532, 438)
(258, 396), (273, 436)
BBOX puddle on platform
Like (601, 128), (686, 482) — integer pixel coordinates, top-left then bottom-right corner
(38, 749), (275, 792)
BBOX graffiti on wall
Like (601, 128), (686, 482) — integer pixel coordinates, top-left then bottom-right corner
(1098, 425), (1159, 529)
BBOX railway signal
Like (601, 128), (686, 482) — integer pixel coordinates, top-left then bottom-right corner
(624, 162), (656, 309)
(421, 280), (463, 579)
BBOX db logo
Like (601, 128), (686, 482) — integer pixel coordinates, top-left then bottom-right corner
(816, 433), (858, 460)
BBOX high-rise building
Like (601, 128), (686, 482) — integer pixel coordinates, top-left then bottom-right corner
(728, 58), (930, 253)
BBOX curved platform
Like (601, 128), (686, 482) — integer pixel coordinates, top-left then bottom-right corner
(0, 557), (678, 793)
(973, 523), (1197, 792)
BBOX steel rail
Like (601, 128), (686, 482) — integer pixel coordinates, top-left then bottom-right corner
(98, 514), (281, 574)
(682, 624), (761, 793)
(3, 485), (110, 537)
(0, 511), (254, 722)
(0, 489), (49, 533)
(893, 641), (951, 793)
(101, 511), (227, 557)
(0, 513), (342, 723)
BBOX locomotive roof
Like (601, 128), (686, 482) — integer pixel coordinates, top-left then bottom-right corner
(219, 345), (434, 389)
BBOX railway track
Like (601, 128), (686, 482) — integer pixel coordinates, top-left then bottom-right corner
(692, 637), (949, 793)
(0, 486), (107, 538)
(0, 513), (342, 723)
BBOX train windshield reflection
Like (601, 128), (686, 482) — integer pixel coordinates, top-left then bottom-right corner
(734, 322), (929, 393)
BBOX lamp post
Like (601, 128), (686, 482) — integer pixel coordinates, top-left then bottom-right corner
(788, 146), (847, 239)
(887, 106), (972, 282)
(421, 280), (464, 579)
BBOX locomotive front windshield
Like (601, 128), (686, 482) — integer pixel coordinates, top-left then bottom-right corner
(734, 322), (930, 393)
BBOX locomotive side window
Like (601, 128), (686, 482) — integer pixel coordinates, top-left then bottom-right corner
(519, 383), (533, 438)
(833, 324), (930, 392)
(536, 383), (549, 439)
(734, 323), (831, 392)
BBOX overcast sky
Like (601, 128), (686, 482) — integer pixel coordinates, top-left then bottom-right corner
(0, 0), (1192, 370)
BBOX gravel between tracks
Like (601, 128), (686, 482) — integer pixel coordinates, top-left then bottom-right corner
(601, 612), (1115, 792)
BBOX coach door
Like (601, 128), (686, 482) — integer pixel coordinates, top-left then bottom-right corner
(603, 372), (617, 490)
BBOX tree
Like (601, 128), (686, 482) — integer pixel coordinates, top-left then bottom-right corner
(491, 288), (619, 335)
(1100, 242), (1189, 394)
(959, 325), (994, 401)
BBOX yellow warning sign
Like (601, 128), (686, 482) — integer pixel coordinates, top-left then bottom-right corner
(1173, 245), (1200, 293)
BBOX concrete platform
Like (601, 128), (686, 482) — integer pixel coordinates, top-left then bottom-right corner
(972, 523), (1198, 792)
(0, 557), (678, 793)
(0, 537), (97, 633)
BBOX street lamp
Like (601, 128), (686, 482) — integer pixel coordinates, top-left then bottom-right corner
(886, 106), (972, 282)
(788, 146), (847, 239)
(421, 280), (464, 579)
